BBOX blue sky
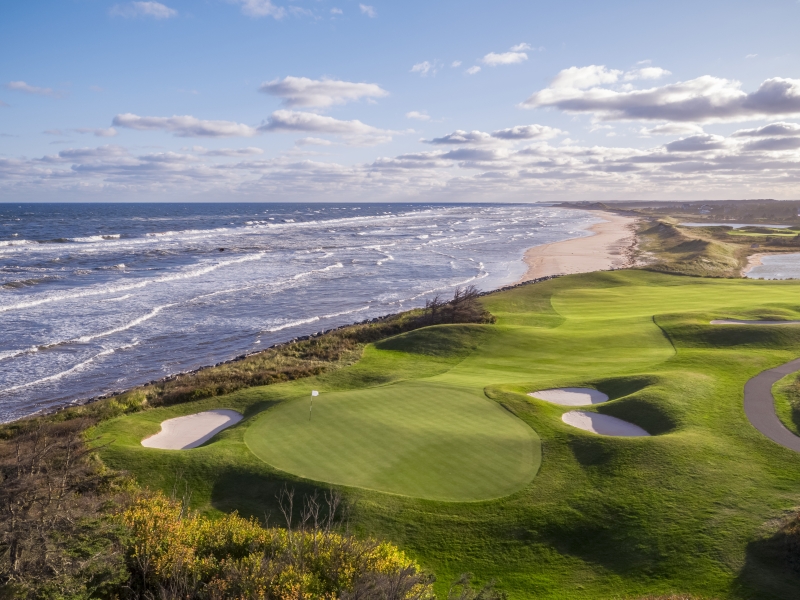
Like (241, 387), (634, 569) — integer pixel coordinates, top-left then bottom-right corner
(2, 0), (800, 201)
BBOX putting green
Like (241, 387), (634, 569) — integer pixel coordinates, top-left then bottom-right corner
(244, 380), (540, 501)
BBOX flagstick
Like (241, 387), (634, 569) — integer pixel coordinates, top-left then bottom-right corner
(309, 390), (318, 421)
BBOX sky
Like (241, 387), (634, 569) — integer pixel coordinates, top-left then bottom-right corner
(1, 0), (800, 202)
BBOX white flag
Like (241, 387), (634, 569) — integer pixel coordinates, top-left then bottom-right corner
(311, 390), (319, 396)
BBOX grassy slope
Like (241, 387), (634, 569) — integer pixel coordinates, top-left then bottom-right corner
(93, 270), (800, 599)
(773, 373), (800, 437)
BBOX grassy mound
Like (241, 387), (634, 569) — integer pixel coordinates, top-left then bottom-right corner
(245, 380), (540, 501)
(93, 270), (800, 599)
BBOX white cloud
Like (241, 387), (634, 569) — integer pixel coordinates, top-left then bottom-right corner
(74, 127), (118, 137)
(639, 123), (704, 137)
(425, 130), (494, 145)
(451, 60), (462, 68)
(746, 53), (758, 59)
(624, 67), (671, 81)
(411, 61), (436, 76)
(112, 113), (258, 137)
(466, 66), (481, 75)
(109, 1), (177, 19)
(732, 122), (800, 137)
(6, 81), (56, 97)
(510, 43), (531, 52)
(406, 111), (430, 121)
(522, 67), (800, 123)
(259, 76), (388, 108)
(482, 51), (527, 67)
(550, 65), (622, 89)
(259, 110), (394, 144)
(295, 137), (334, 146)
(359, 4), (376, 17)
(191, 146), (264, 156)
(331, 7), (342, 14)
(665, 134), (727, 152)
(229, 0), (285, 19)
(491, 124), (564, 140)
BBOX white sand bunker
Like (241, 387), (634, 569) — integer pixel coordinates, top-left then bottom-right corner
(142, 409), (242, 450)
(529, 387), (609, 406)
(711, 319), (800, 325)
(562, 411), (650, 437)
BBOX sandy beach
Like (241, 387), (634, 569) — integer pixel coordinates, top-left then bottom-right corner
(517, 211), (638, 283)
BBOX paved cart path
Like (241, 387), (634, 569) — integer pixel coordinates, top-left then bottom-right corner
(745, 357), (800, 452)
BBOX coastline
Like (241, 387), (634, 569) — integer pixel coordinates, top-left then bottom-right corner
(517, 211), (638, 283)
(8, 209), (638, 425)
(742, 253), (766, 277)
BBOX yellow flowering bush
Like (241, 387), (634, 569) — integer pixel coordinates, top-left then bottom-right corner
(120, 493), (433, 599)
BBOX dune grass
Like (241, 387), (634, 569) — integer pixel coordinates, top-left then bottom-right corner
(92, 270), (800, 599)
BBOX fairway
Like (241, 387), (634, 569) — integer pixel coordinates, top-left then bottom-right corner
(94, 270), (800, 599)
(245, 380), (540, 501)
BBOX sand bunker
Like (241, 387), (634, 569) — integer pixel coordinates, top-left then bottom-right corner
(562, 410), (650, 437)
(142, 409), (242, 450)
(529, 387), (609, 406)
(711, 319), (800, 325)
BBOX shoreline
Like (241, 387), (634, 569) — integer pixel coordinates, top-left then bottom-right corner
(742, 253), (766, 277)
(8, 209), (638, 425)
(517, 211), (638, 283)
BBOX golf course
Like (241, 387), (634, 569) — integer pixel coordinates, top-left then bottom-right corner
(92, 269), (800, 599)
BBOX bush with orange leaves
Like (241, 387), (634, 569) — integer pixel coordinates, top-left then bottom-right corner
(120, 492), (433, 600)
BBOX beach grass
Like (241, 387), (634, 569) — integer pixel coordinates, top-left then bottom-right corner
(92, 270), (800, 599)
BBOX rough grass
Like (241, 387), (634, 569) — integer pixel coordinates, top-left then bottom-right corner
(93, 270), (800, 599)
(773, 373), (800, 437)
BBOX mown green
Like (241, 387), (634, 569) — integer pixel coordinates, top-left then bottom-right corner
(93, 270), (800, 599)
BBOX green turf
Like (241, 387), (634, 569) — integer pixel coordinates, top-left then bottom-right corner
(245, 381), (539, 501)
(92, 270), (800, 599)
(773, 372), (800, 437)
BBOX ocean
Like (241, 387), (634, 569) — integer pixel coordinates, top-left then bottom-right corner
(0, 203), (597, 422)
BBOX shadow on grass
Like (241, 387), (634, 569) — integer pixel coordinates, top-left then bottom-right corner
(210, 467), (334, 526)
(733, 527), (800, 599)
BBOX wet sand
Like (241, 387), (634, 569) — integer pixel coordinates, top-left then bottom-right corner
(517, 211), (638, 283)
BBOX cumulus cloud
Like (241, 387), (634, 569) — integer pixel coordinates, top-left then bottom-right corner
(491, 124), (564, 140)
(466, 66), (481, 75)
(6, 81), (56, 97)
(406, 111), (430, 121)
(259, 76), (388, 108)
(109, 1), (177, 19)
(229, 0), (285, 19)
(259, 110), (394, 144)
(359, 4), (376, 17)
(451, 61), (462, 68)
(522, 67), (800, 123)
(113, 113), (258, 137)
(732, 122), (800, 137)
(330, 7), (342, 14)
(665, 134), (727, 152)
(425, 130), (494, 145)
(639, 123), (704, 137)
(742, 137), (800, 151)
(424, 124), (563, 144)
(510, 43), (531, 52)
